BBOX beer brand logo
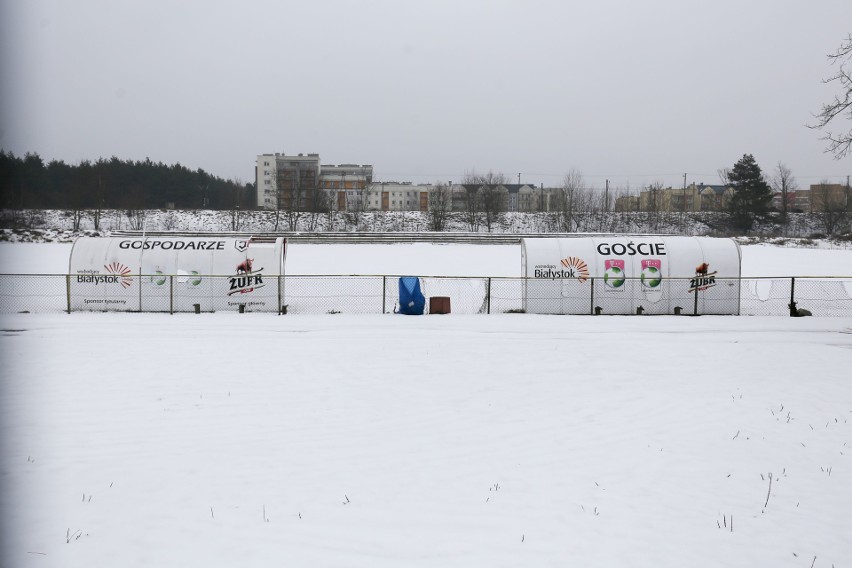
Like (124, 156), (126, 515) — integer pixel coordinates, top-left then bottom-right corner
(228, 258), (266, 296)
(688, 262), (717, 293)
(234, 240), (249, 253)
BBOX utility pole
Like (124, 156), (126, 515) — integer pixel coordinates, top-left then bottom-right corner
(683, 173), (688, 212)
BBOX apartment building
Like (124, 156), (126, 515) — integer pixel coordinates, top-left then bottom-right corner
(634, 183), (732, 213)
(809, 183), (850, 212)
(255, 153), (373, 211)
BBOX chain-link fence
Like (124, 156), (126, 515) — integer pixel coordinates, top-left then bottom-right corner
(1, 274), (851, 316)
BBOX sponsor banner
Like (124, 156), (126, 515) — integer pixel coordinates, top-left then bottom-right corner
(688, 262), (718, 293)
(603, 259), (626, 290)
(532, 256), (589, 282)
(640, 259), (663, 289)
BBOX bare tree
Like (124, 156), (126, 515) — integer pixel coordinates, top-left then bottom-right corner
(308, 183), (331, 232)
(770, 162), (798, 222)
(428, 182), (453, 231)
(460, 171), (483, 231)
(460, 171), (507, 232)
(641, 182), (665, 232)
(343, 181), (374, 229)
(229, 180), (244, 232)
(269, 160), (324, 232)
(554, 169), (585, 232)
(126, 208), (145, 231)
(161, 211), (178, 231)
(810, 33), (852, 159)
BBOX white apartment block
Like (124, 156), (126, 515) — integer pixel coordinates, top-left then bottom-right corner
(256, 153), (373, 211)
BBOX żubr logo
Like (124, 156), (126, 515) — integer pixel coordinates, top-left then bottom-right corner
(228, 258), (266, 296)
(688, 262), (717, 293)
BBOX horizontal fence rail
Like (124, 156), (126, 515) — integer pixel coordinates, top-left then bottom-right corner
(1, 274), (851, 317)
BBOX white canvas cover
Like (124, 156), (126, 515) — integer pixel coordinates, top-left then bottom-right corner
(522, 236), (741, 315)
(69, 236), (286, 312)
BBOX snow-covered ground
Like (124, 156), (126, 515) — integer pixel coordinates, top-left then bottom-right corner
(1, 242), (851, 567)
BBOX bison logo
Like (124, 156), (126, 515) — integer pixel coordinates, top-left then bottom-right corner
(236, 258), (254, 274)
(689, 262), (718, 293)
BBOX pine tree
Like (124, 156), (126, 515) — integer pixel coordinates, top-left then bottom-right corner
(726, 154), (772, 233)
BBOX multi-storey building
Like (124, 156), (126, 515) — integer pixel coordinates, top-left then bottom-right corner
(635, 183), (732, 213)
(772, 190), (811, 213)
(809, 183), (850, 212)
(256, 153), (373, 211)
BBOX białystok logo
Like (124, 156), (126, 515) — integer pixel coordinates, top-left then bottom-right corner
(533, 257), (589, 281)
(559, 257), (590, 282)
(228, 258), (266, 296)
(106, 263), (134, 288)
(688, 262), (718, 293)
(76, 262), (134, 288)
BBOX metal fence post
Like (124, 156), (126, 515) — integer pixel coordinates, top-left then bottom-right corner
(382, 276), (387, 314)
(590, 277), (595, 315)
(789, 277), (796, 317)
(487, 277), (491, 314)
(693, 283), (699, 316)
(278, 275), (282, 315)
(169, 275), (174, 315)
(66, 274), (71, 314)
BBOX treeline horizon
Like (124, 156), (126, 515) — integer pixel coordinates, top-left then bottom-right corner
(0, 150), (253, 210)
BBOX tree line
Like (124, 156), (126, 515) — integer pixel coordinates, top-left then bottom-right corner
(0, 151), (252, 212)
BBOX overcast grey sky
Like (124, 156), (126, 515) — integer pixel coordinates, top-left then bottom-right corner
(2, 0), (851, 190)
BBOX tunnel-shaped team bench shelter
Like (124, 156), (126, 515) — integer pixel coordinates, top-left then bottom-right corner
(69, 236), (286, 312)
(521, 236), (742, 315)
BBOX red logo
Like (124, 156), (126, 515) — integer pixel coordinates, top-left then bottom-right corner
(236, 258), (254, 274)
(105, 262), (134, 288)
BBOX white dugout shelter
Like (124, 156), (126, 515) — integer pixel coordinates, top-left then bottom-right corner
(521, 236), (742, 315)
(69, 236), (286, 312)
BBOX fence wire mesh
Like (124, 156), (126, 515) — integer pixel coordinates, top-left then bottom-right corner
(1, 274), (851, 317)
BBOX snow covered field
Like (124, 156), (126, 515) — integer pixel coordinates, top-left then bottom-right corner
(1, 242), (851, 567)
